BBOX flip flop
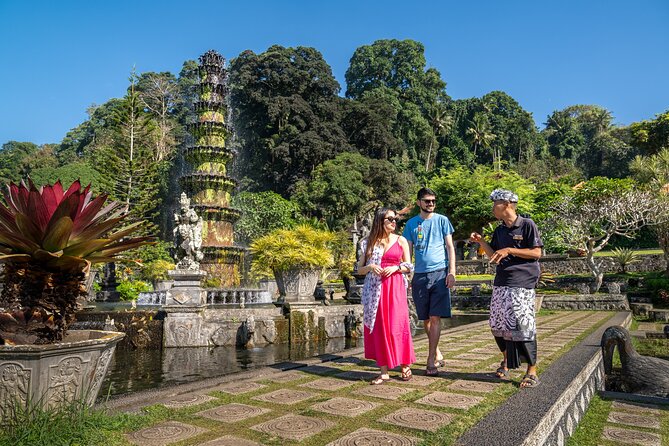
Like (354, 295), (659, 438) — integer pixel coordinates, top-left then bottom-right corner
(401, 367), (413, 381)
(435, 359), (445, 368)
(370, 375), (390, 385)
(425, 366), (439, 377)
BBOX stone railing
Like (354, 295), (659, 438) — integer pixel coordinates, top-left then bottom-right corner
(456, 254), (666, 276)
(137, 291), (167, 305)
(206, 288), (272, 305)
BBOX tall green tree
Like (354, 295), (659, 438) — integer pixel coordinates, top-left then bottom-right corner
(344, 39), (448, 170)
(229, 46), (348, 195)
(0, 141), (40, 183)
(90, 70), (162, 233)
(429, 165), (536, 238)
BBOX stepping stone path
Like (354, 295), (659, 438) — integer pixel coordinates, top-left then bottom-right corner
(160, 393), (217, 409)
(196, 403), (271, 423)
(596, 399), (667, 445)
(251, 414), (335, 441)
(379, 407), (454, 432)
(326, 427), (419, 446)
(199, 436), (264, 446)
(126, 421), (207, 446)
(124, 311), (618, 445)
(311, 396), (380, 417)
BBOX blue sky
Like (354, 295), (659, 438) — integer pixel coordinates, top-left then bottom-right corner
(1, 0), (668, 145)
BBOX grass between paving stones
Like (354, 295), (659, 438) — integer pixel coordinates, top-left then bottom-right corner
(0, 312), (616, 446)
(565, 394), (612, 446)
(567, 394), (669, 446)
(0, 399), (166, 446)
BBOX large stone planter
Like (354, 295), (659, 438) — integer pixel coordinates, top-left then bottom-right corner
(274, 268), (320, 302)
(0, 330), (125, 418)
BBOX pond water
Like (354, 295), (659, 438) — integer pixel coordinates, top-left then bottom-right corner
(101, 314), (488, 397)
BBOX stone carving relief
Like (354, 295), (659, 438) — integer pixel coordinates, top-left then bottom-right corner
(87, 348), (114, 405)
(0, 362), (31, 418)
(47, 356), (87, 409)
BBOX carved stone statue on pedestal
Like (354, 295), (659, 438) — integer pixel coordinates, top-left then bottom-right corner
(173, 193), (204, 271)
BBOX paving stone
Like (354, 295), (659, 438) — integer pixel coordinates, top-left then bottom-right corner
(198, 435), (264, 446)
(446, 379), (500, 394)
(311, 397), (380, 417)
(601, 426), (661, 446)
(161, 393), (218, 409)
(196, 403), (271, 423)
(211, 381), (267, 395)
(611, 401), (664, 415)
(334, 370), (378, 381)
(453, 352), (494, 361)
(252, 388), (319, 405)
(332, 356), (364, 365)
(415, 391), (484, 410)
(127, 421), (208, 446)
(325, 427), (419, 446)
(299, 377), (357, 391)
(299, 364), (343, 375)
(251, 414), (334, 441)
(378, 407), (454, 432)
(607, 411), (661, 429)
(256, 371), (305, 383)
(442, 359), (474, 370)
(391, 373), (438, 387)
(353, 384), (416, 400)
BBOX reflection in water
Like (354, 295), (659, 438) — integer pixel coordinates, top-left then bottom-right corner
(102, 314), (486, 397)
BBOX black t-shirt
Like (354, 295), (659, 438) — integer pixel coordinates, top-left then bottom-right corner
(490, 216), (543, 289)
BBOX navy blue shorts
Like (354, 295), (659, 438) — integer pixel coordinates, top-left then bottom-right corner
(411, 269), (451, 320)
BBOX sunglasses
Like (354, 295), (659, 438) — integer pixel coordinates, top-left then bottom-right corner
(421, 199), (436, 204)
(384, 217), (400, 223)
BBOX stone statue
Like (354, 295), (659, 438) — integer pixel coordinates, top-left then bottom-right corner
(173, 193), (204, 270)
(601, 325), (669, 397)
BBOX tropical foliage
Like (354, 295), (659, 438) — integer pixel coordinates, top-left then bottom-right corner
(0, 180), (152, 344)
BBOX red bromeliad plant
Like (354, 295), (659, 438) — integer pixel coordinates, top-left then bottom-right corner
(0, 180), (152, 345)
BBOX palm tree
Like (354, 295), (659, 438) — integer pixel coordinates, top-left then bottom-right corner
(425, 103), (453, 171)
(466, 113), (495, 165)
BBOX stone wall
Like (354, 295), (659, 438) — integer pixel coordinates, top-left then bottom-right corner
(456, 254), (666, 276)
(162, 304), (364, 348)
(541, 294), (630, 311)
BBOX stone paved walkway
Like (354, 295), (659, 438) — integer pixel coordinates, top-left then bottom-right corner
(577, 397), (669, 446)
(119, 311), (615, 445)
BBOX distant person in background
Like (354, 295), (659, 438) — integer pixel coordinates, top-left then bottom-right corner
(469, 189), (543, 388)
(403, 187), (456, 376)
(358, 207), (416, 384)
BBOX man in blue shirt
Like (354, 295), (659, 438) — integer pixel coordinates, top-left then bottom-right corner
(403, 187), (456, 376)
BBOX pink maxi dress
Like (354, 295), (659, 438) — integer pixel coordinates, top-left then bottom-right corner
(363, 240), (416, 369)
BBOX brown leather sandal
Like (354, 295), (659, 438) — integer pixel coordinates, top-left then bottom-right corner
(401, 367), (413, 381)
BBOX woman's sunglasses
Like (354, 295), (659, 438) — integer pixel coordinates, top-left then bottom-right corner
(384, 217), (400, 223)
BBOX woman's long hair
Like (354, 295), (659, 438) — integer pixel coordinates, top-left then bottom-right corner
(364, 207), (393, 262)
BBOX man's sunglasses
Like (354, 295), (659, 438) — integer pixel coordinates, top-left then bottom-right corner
(421, 199), (436, 204)
(384, 217), (400, 223)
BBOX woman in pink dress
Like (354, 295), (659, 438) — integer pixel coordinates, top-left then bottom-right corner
(357, 207), (416, 384)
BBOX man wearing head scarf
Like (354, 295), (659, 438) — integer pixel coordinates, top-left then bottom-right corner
(469, 189), (543, 388)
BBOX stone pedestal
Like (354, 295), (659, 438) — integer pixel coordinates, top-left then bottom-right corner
(163, 305), (206, 347)
(274, 269), (320, 302)
(165, 270), (206, 306)
(96, 262), (120, 302)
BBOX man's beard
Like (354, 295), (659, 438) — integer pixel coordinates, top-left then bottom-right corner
(420, 205), (434, 214)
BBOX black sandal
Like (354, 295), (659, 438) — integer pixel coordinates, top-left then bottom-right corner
(426, 366), (439, 377)
(495, 360), (509, 378)
(520, 374), (540, 388)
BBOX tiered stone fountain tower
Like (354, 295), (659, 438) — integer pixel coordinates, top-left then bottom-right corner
(180, 50), (245, 287)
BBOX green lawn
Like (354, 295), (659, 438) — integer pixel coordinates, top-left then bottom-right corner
(594, 248), (663, 257)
